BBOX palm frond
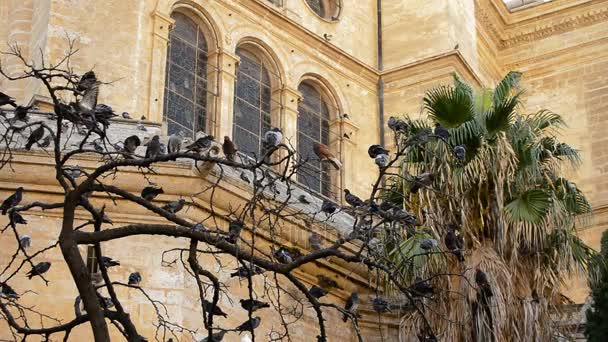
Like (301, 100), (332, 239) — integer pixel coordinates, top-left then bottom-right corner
(505, 189), (551, 224)
(493, 71), (522, 106)
(423, 85), (474, 127)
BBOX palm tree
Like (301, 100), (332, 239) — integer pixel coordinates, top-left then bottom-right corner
(381, 72), (595, 341)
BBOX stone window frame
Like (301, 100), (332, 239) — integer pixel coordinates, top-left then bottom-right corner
(296, 78), (343, 200)
(232, 43), (283, 161)
(162, 9), (220, 139)
(302, 0), (342, 22)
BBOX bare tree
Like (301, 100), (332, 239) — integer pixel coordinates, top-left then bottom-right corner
(0, 40), (484, 342)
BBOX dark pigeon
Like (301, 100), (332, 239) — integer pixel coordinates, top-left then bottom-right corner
(162, 199), (186, 214)
(230, 264), (265, 278)
(372, 297), (391, 313)
(387, 116), (408, 132)
(342, 292), (360, 322)
(77, 71), (97, 92)
(298, 194), (310, 205)
(344, 189), (364, 207)
(203, 300), (228, 318)
(410, 172), (435, 194)
(444, 227), (465, 262)
(222, 136), (237, 161)
(141, 185), (163, 201)
(13, 105), (32, 122)
(24, 126), (44, 150)
(309, 285), (328, 299)
(145, 135), (161, 159)
(433, 122), (450, 141)
(1, 283), (19, 299)
(409, 277), (434, 297)
(273, 248), (293, 264)
(128, 272), (142, 285)
(124, 135), (141, 154)
(454, 145), (466, 161)
(368, 144), (389, 158)
(185, 135), (214, 152)
(9, 211), (27, 227)
(26, 261), (51, 279)
(405, 128), (432, 148)
(1, 187), (24, 215)
(101, 256), (120, 268)
(235, 316), (261, 334)
(321, 200), (338, 215)
(309, 233), (323, 251)
(121, 112), (132, 119)
(240, 299), (270, 312)
(227, 220), (243, 244)
(39, 135), (52, 148)
(475, 269), (493, 298)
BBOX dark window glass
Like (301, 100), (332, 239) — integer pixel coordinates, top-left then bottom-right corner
(163, 12), (208, 137)
(233, 49), (272, 159)
(297, 82), (335, 197)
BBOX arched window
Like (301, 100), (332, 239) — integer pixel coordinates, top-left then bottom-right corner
(297, 82), (338, 197)
(232, 48), (273, 159)
(163, 12), (208, 137)
(304, 0), (342, 21)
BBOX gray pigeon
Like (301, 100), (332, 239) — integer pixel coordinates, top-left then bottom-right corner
(124, 135), (141, 154)
(405, 128), (432, 148)
(167, 132), (183, 154)
(128, 272), (142, 285)
(240, 299), (270, 312)
(454, 145), (466, 161)
(19, 235), (31, 249)
(433, 123), (450, 141)
(63, 166), (84, 179)
(162, 199), (186, 214)
(410, 172), (435, 193)
(239, 172), (251, 183)
(321, 200), (338, 215)
(273, 248), (293, 264)
(375, 154), (389, 168)
(77, 71), (97, 92)
(145, 135), (161, 159)
(227, 220), (243, 244)
(309, 233), (322, 251)
(298, 194), (310, 205)
(344, 189), (363, 207)
(186, 135), (214, 152)
(141, 185), (163, 201)
(77, 82), (99, 113)
(39, 135), (52, 148)
(26, 261), (51, 279)
(25, 126), (45, 150)
(419, 238), (438, 250)
(387, 116), (408, 132)
(1, 187), (24, 215)
(235, 316), (261, 334)
(121, 112), (132, 119)
(263, 128), (283, 149)
(342, 292), (359, 322)
(372, 297), (391, 313)
(230, 264), (265, 278)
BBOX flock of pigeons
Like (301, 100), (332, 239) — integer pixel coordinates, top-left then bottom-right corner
(0, 72), (498, 341)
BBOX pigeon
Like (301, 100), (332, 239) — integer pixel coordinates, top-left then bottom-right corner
(77, 71), (97, 92)
(227, 220), (243, 244)
(24, 125), (45, 150)
(273, 248), (293, 264)
(141, 186), (163, 201)
(39, 135), (52, 148)
(101, 256), (120, 268)
(26, 261), (51, 279)
(342, 292), (360, 322)
(263, 128), (283, 149)
(532, 289), (540, 304)
(475, 269), (493, 298)
(0, 91), (17, 107)
(98, 295), (114, 309)
(162, 199), (186, 214)
(1, 283), (19, 299)
(321, 200), (338, 215)
(235, 316), (261, 334)
(410, 172), (435, 193)
(433, 123), (450, 141)
(63, 166), (85, 179)
(368, 145), (389, 158)
(298, 194), (310, 205)
(390, 209), (417, 226)
(203, 300), (228, 318)
(13, 105), (32, 122)
(344, 189), (364, 207)
(121, 112), (132, 119)
(313, 143), (341, 170)
(19, 235), (31, 249)
(167, 132), (183, 154)
(375, 154), (389, 168)
(199, 330), (226, 342)
(453, 145), (466, 161)
(222, 136), (237, 161)
(128, 272), (142, 285)
(124, 135), (141, 154)
(185, 135), (214, 152)
(309, 285), (328, 299)
(240, 299), (270, 312)
(137, 123), (147, 131)
(239, 172), (251, 183)
(192, 223), (204, 232)
(409, 277), (434, 297)
(387, 117), (408, 132)
(77, 82), (99, 113)
(145, 135), (161, 159)
(1, 187), (24, 215)
(230, 264), (265, 278)
(419, 239), (438, 251)
(94, 104), (117, 126)
(444, 228), (465, 262)
(405, 128), (432, 148)
(309, 233), (323, 251)
(140, 115), (146, 120)
(372, 297), (391, 313)
(9, 211), (27, 227)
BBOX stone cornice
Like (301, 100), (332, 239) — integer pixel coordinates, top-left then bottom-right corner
(477, 0), (608, 49)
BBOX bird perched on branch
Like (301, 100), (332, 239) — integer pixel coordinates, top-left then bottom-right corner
(162, 199), (186, 214)
(344, 189), (364, 208)
(93, 104), (117, 127)
(263, 128), (283, 149)
(298, 194), (310, 205)
(128, 272), (142, 285)
(77, 71), (97, 92)
(419, 238), (438, 251)
(141, 185), (163, 201)
(444, 226), (465, 262)
(453, 145), (466, 161)
(433, 122), (450, 141)
(235, 317), (261, 334)
(375, 154), (389, 168)
(368, 144), (389, 159)
(19, 235), (31, 249)
(240, 299), (270, 312)
(387, 116), (408, 132)
(167, 132), (183, 154)
(1, 187), (24, 215)
(228, 220), (243, 244)
(145, 135), (161, 159)
(26, 261), (51, 279)
(0, 283), (18, 299)
(101, 256), (120, 268)
(230, 264), (265, 278)
(475, 268), (493, 298)
(405, 128), (432, 148)
(410, 172), (435, 194)
(342, 292), (360, 322)
(13, 105), (32, 122)
(0, 91), (17, 107)
(222, 136), (237, 161)
(409, 276), (434, 297)
(203, 300), (228, 318)
(9, 211), (27, 228)
(121, 112), (132, 119)
(313, 143), (341, 170)
(321, 199), (338, 215)
(372, 297), (391, 313)
(273, 248), (293, 264)
(25, 125), (45, 150)
(308, 233), (323, 251)
(309, 285), (328, 299)
(39, 135), (52, 148)
(186, 135), (214, 152)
